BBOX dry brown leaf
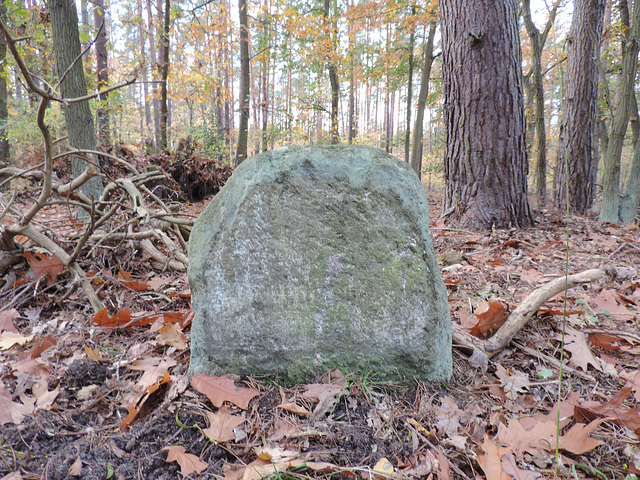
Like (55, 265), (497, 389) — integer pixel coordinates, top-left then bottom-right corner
(558, 419), (603, 454)
(0, 332), (34, 350)
(277, 402), (311, 417)
(202, 407), (246, 443)
(21, 251), (65, 286)
(118, 270), (150, 291)
(128, 356), (176, 393)
(67, 457), (83, 476)
(477, 434), (512, 480)
(163, 445), (208, 475)
(562, 327), (602, 372)
(191, 374), (259, 409)
(157, 323), (187, 350)
(0, 309), (19, 333)
(267, 416), (298, 441)
(467, 301), (508, 338)
(592, 289), (635, 317)
(501, 452), (542, 479)
(254, 446), (298, 463)
(495, 364), (530, 400)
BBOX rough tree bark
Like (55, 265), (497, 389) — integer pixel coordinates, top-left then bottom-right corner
(522, 0), (558, 209)
(49, 0), (104, 200)
(440, 0), (533, 230)
(0, 1), (8, 163)
(94, 0), (111, 148)
(235, 0), (250, 165)
(159, 0), (170, 151)
(404, 6), (416, 164)
(599, 0), (640, 223)
(410, 22), (436, 179)
(146, 0), (160, 148)
(323, 0), (340, 144)
(555, 0), (605, 214)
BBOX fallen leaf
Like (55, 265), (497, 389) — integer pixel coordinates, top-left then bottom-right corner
(128, 356), (176, 393)
(0, 332), (34, 350)
(157, 323), (187, 350)
(558, 419), (603, 454)
(191, 374), (259, 410)
(118, 270), (149, 291)
(21, 251), (65, 286)
(592, 289), (635, 317)
(468, 301), (508, 338)
(0, 309), (19, 333)
(477, 434), (512, 480)
(202, 407), (246, 443)
(501, 452), (542, 479)
(254, 446), (298, 463)
(277, 402), (311, 416)
(267, 416), (297, 441)
(163, 445), (208, 475)
(562, 327), (602, 372)
(495, 364), (530, 400)
(92, 308), (132, 329)
(68, 458), (83, 476)
(374, 457), (394, 475)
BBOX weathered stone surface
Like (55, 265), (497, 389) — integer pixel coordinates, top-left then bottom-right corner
(188, 145), (451, 382)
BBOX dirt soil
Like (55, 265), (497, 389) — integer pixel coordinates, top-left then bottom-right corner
(1, 187), (640, 480)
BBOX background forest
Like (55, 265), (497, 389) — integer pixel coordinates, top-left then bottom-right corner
(1, 0), (637, 224)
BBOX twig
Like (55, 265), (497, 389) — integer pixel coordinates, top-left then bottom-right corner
(484, 269), (606, 354)
(582, 329), (640, 344)
(512, 341), (597, 382)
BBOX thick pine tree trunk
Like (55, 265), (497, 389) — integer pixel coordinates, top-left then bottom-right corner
(440, 0), (532, 230)
(555, 0), (605, 214)
(49, 0), (103, 200)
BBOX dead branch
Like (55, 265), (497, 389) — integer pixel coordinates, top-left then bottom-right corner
(453, 269), (607, 365)
(484, 269), (606, 354)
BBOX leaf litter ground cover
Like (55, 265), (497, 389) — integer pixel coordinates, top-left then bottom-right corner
(1, 188), (640, 480)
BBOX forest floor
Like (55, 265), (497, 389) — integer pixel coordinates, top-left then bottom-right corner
(1, 157), (640, 480)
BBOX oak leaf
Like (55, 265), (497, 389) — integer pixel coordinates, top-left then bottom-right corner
(21, 251), (65, 286)
(163, 445), (208, 475)
(0, 309), (19, 333)
(562, 327), (602, 372)
(202, 407), (245, 443)
(191, 374), (259, 409)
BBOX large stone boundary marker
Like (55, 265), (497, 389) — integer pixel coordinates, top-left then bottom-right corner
(188, 145), (452, 382)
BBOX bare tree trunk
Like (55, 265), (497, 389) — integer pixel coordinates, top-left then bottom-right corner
(522, 0), (558, 209)
(147, 0), (160, 149)
(137, 0), (151, 138)
(159, 0), (170, 151)
(0, 1), (8, 162)
(599, 0), (640, 222)
(323, 0), (340, 144)
(235, 0), (250, 165)
(50, 0), (103, 200)
(94, 0), (111, 148)
(410, 22), (436, 178)
(404, 6), (416, 163)
(556, 0), (605, 214)
(440, 0), (532, 230)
